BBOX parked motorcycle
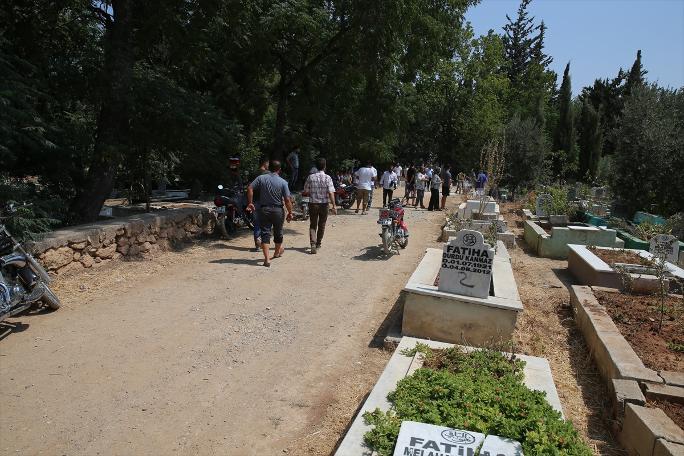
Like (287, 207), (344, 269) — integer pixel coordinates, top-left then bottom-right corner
(335, 183), (357, 210)
(1, 216), (61, 323)
(377, 198), (409, 255)
(213, 185), (254, 237)
(299, 191), (310, 220)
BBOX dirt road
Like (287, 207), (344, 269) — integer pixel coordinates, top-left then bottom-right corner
(0, 190), (449, 456)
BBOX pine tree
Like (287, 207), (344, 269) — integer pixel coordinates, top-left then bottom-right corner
(503, 0), (535, 86)
(578, 99), (602, 180)
(624, 49), (647, 96)
(553, 62), (575, 176)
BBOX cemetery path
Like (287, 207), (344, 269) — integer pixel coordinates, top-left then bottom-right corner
(0, 189), (451, 456)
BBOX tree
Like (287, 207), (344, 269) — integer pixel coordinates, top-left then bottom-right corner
(611, 85), (683, 217)
(624, 49), (647, 96)
(577, 99), (602, 180)
(553, 62), (576, 176)
(503, 114), (549, 191)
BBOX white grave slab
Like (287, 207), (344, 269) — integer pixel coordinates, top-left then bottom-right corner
(536, 194), (552, 217)
(650, 234), (679, 263)
(439, 230), (494, 299)
(392, 421), (485, 456)
(480, 435), (524, 456)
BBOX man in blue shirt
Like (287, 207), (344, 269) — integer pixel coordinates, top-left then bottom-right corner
(247, 161), (294, 267)
(475, 170), (488, 197)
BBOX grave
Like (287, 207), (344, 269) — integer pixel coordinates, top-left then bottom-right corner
(567, 244), (684, 292)
(334, 337), (562, 456)
(535, 193), (552, 217)
(445, 199), (515, 248)
(402, 231), (522, 345)
(456, 198), (500, 220)
(523, 219), (623, 259)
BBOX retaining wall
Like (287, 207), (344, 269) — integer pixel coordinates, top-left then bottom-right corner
(27, 207), (214, 275)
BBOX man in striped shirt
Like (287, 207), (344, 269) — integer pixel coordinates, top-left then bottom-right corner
(303, 158), (337, 254)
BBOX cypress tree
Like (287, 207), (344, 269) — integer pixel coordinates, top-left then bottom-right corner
(553, 62), (575, 175)
(578, 99), (602, 180)
(624, 49), (647, 96)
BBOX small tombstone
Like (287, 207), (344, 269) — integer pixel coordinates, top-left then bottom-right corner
(536, 193), (552, 217)
(495, 220), (508, 233)
(650, 234), (679, 263)
(392, 421), (485, 456)
(480, 435), (524, 456)
(439, 230), (494, 299)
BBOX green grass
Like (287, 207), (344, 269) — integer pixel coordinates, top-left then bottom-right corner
(363, 345), (593, 456)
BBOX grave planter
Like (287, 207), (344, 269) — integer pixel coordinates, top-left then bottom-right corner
(334, 337), (565, 456)
(567, 245), (684, 292)
(569, 285), (684, 456)
(523, 219), (624, 259)
(402, 236), (522, 346)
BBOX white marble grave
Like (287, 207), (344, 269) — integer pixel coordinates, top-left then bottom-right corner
(650, 234), (679, 263)
(439, 230), (494, 299)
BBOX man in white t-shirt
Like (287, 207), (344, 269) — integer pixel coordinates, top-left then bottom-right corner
(354, 162), (376, 215)
(393, 163), (403, 187)
(368, 164), (378, 209)
(413, 167), (427, 209)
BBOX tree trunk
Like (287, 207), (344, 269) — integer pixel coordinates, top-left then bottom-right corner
(70, 0), (134, 223)
(272, 66), (288, 161)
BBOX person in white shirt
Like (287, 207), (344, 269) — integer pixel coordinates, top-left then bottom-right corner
(354, 162), (376, 215)
(380, 166), (399, 207)
(392, 163), (403, 187)
(413, 167), (427, 209)
(368, 164), (378, 209)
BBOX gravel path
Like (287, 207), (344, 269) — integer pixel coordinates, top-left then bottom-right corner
(0, 190), (448, 456)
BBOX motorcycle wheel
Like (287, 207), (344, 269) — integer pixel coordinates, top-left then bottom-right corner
(341, 199), (354, 210)
(381, 228), (392, 255)
(41, 285), (61, 310)
(217, 214), (229, 238)
(225, 216), (237, 235)
(398, 237), (408, 249)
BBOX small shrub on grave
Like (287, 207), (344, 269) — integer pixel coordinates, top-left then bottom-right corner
(363, 346), (592, 456)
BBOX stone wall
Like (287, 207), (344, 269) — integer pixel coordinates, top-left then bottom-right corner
(27, 207), (214, 275)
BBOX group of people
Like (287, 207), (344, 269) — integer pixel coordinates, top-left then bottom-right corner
(232, 154), (491, 267)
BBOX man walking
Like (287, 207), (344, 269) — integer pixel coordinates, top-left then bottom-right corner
(354, 161), (375, 215)
(247, 161), (293, 267)
(414, 167), (427, 209)
(303, 158), (337, 254)
(440, 165), (452, 210)
(475, 169), (488, 197)
(286, 145), (300, 190)
(380, 165), (398, 207)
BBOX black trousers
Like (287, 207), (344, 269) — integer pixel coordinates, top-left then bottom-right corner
(382, 189), (393, 207)
(415, 189), (425, 208)
(427, 188), (440, 210)
(309, 203), (329, 246)
(258, 206), (284, 244)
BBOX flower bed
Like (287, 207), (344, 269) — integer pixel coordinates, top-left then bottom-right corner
(588, 246), (654, 267)
(595, 289), (683, 372)
(362, 344), (592, 456)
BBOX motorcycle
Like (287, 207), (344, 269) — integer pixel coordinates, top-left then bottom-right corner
(377, 198), (409, 255)
(335, 183), (357, 210)
(299, 191), (310, 220)
(1, 215), (61, 323)
(213, 185), (255, 237)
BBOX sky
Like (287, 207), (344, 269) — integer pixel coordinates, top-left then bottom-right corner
(465, 0), (684, 95)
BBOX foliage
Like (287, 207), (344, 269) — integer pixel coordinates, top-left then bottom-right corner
(363, 346), (592, 456)
(503, 115), (549, 191)
(538, 184), (577, 217)
(0, 176), (63, 241)
(553, 63), (576, 177)
(610, 85), (684, 217)
(577, 98), (602, 181)
(634, 221), (671, 241)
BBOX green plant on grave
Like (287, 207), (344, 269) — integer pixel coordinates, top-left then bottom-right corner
(538, 184), (579, 217)
(665, 212), (684, 241)
(363, 346), (592, 456)
(667, 341), (684, 353)
(635, 221), (671, 241)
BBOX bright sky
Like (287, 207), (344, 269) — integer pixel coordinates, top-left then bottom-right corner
(466, 0), (684, 95)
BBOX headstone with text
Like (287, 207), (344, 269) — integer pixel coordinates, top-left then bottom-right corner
(536, 193), (552, 217)
(439, 230), (494, 299)
(392, 421), (524, 456)
(650, 234), (679, 263)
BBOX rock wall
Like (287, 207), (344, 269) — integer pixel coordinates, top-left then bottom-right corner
(27, 207), (214, 275)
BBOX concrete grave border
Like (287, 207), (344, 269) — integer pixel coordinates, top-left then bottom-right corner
(401, 241), (522, 346)
(567, 244), (684, 293)
(569, 285), (684, 456)
(334, 336), (564, 456)
(523, 219), (624, 259)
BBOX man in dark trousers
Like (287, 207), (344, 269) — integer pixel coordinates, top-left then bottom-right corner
(247, 161), (293, 267)
(303, 157), (337, 254)
(250, 157), (270, 251)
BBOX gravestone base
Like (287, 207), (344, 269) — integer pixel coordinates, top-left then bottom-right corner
(402, 242), (522, 346)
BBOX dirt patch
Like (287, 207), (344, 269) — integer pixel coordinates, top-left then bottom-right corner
(588, 247), (654, 267)
(505, 202), (625, 456)
(595, 290), (684, 372)
(649, 400), (684, 430)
